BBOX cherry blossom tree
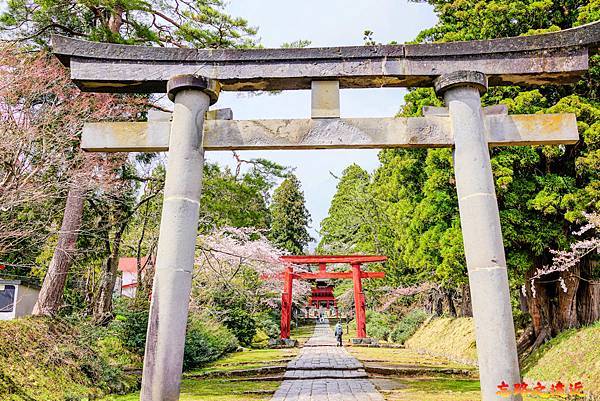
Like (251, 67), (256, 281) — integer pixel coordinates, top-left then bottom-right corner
(191, 227), (310, 315)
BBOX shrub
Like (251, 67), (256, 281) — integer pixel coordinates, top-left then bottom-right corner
(111, 299), (150, 355)
(390, 309), (429, 344)
(183, 313), (239, 371)
(251, 329), (270, 348)
(256, 311), (280, 339)
(222, 307), (257, 346)
(365, 310), (397, 341)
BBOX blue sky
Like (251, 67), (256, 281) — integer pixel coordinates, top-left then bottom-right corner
(205, 1), (437, 245)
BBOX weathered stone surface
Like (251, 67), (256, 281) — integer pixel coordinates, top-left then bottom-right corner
(351, 338), (379, 345)
(311, 81), (340, 119)
(434, 70), (488, 94)
(81, 113), (578, 152)
(51, 21), (599, 93)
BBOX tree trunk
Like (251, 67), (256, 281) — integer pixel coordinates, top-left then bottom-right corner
(576, 258), (600, 325)
(33, 183), (85, 316)
(93, 228), (123, 323)
(523, 261), (553, 350)
(434, 289), (443, 316)
(523, 254), (587, 354)
(460, 283), (473, 317)
(445, 288), (457, 317)
(556, 264), (580, 330)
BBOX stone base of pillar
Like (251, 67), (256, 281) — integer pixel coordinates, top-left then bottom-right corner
(269, 338), (299, 348)
(351, 337), (379, 346)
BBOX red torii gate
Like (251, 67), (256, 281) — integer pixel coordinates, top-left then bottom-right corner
(279, 255), (386, 339)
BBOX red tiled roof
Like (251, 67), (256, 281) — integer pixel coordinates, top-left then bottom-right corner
(118, 256), (153, 273)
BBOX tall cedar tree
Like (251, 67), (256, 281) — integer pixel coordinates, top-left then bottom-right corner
(0, 0), (256, 317)
(269, 175), (311, 254)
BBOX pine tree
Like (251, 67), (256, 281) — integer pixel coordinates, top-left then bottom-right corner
(269, 175), (311, 254)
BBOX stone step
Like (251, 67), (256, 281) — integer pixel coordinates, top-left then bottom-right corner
(284, 369), (368, 380)
(286, 365), (363, 371)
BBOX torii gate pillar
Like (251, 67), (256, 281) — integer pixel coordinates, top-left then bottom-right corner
(436, 71), (521, 401)
(140, 75), (219, 401)
(351, 263), (367, 338)
(280, 266), (294, 340)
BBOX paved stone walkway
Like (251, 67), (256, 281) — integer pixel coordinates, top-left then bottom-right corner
(271, 321), (384, 401)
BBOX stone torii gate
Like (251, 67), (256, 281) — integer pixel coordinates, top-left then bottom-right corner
(52, 21), (599, 401)
(278, 255), (386, 340)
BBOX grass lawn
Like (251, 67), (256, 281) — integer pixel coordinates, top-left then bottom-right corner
(105, 348), (293, 400)
(349, 347), (476, 371)
(290, 321), (315, 344)
(186, 348), (298, 375)
(104, 378), (279, 401)
(522, 321), (600, 395)
(375, 377), (583, 401)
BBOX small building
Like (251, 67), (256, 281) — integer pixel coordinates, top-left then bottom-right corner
(116, 256), (154, 298)
(307, 282), (338, 318)
(0, 280), (40, 320)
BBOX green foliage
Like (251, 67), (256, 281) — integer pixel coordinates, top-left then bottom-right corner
(221, 307), (257, 347)
(320, 0), (600, 324)
(255, 311), (280, 339)
(354, 310), (397, 341)
(0, 0), (257, 49)
(208, 285), (258, 346)
(199, 162), (278, 232)
(112, 300), (150, 355)
(111, 298), (239, 370)
(269, 174), (312, 254)
(319, 164), (377, 253)
(183, 314), (239, 371)
(390, 309), (429, 344)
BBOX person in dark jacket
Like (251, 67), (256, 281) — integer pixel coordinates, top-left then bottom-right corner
(334, 322), (343, 346)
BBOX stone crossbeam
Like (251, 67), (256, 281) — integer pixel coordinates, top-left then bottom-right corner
(81, 113), (578, 152)
(51, 21), (599, 93)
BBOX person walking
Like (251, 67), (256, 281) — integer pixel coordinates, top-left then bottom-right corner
(334, 321), (343, 347)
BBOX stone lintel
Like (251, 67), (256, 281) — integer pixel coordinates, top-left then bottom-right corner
(51, 21), (599, 93)
(81, 113), (578, 152)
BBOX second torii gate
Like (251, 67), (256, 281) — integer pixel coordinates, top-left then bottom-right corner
(279, 255), (386, 339)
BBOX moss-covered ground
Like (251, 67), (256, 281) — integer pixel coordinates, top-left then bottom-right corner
(0, 317), (140, 401)
(351, 318), (597, 401)
(371, 377), (586, 401)
(104, 378), (279, 401)
(289, 321), (315, 345)
(186, 348), (298, 375)
(348, 347), (475, 371)
(106, 347), (294, 401)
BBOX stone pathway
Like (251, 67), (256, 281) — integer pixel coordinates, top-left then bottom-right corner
(271, 321), (384, 401)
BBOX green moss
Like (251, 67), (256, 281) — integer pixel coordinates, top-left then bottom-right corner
(186, 348), (297, 375)
(0, 317), (139, 401)
(105, 378), (279, 401)
(290, 322), (315, 344)
(401, 377), (480, 392)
